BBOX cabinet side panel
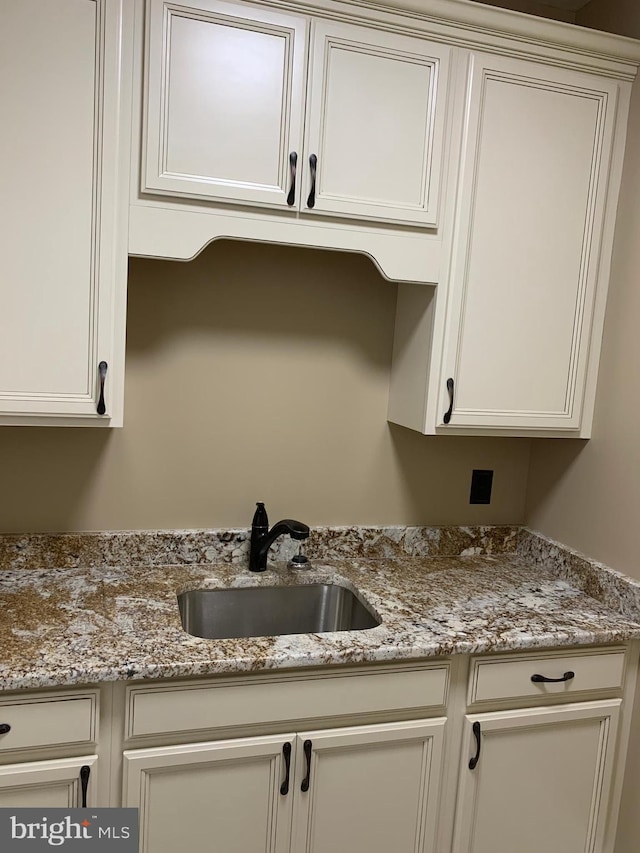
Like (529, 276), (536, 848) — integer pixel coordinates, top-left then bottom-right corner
(388, 284), (435, 432)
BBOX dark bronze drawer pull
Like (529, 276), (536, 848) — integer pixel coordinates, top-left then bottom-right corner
(306, 155), (317, 208)
(286, 152), (297, 206)
(97, 361), (108, 415)
(301, 739), (312, 792)
(80, 765), (91, 808)
(280, 742), (292, 795)
(531, 670), (575, 683)
(469, 721), (481, 770)
(443, 377), (454, 424)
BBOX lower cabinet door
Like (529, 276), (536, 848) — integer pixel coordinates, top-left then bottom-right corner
(0, 755), (98, 807)
(123, 734), (295, 853)
(291, 718), (446, 853)
(452, 700), (621, 853)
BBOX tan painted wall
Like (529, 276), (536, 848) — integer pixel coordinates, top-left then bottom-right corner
(0, 240), (530, 533)
(525, 4), (640, 853)
(526, 0), (640, 577)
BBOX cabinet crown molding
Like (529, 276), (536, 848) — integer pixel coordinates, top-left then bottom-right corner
(276, 0), (640, 78)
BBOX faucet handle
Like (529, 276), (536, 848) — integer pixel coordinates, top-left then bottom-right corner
(277, 519), (310, 541)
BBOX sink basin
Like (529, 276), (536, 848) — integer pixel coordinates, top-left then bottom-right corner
(178, 583), (381, 640)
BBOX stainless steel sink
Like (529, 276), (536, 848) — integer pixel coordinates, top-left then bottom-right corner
(178, 583), (381, 640)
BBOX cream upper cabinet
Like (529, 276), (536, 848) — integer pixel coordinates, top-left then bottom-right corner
(302, 21), (449, 226)
(452, 701), (621, 853)
(132, 0), (638, 293)
(438, 54), (620, 433)
(0, 0), (132, 426)
(389, 50), (631, 437)
(142, 0), (450, 227)
(142, 0), (308, 209)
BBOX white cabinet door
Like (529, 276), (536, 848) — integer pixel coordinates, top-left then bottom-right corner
(0, 756), (98, 808)
(124, 734), (295, 853)
(143, 0), (308, 209)
(0, 0), (130, 425)
(291, 719), (445, 853)
(304, 21), (450, 226)
(439, 53), (619, 432)
(452, 701), (620, 853)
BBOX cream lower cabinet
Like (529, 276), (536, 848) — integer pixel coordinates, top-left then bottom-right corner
(0, 756), (99, 808)
(124, 719), (446, 853)
(0, 0), (132, 426)
(123, 735), (295, 853)
(452, 701), (621, 853)
(117, 648), (636, 853)
(291, 720), (445, 853)
(1, 649), (635, 853)
(0, 689), (102, 807)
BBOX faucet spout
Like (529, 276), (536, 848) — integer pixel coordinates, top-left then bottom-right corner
(249, 503), (310, 572)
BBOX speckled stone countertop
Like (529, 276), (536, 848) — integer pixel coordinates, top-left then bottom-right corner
(1, 526), (640, 691)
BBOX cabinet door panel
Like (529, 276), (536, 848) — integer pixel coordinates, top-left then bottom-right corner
(0, 0), (129, 423)
(0, 756), (98, 808)
(292, 719), (445, 853)
(441, 54), (619, 431)
(144, 0), (307, 208)
(305, 21), (450, 226)
(452, 701), (620, 853)
(124, 735), (294, 853)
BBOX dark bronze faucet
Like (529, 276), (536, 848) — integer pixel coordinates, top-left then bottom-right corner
(249, 502), (310, 572)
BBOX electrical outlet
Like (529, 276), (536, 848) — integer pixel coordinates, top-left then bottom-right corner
(470, 469), (493, 504)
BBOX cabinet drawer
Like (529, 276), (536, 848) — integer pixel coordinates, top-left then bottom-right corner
(0, 693), (98, 754)
(126, 664), (449, 739)
(469, 649), (626, 705)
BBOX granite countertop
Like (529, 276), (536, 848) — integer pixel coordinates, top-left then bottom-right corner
(2, 525), (640, 691)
